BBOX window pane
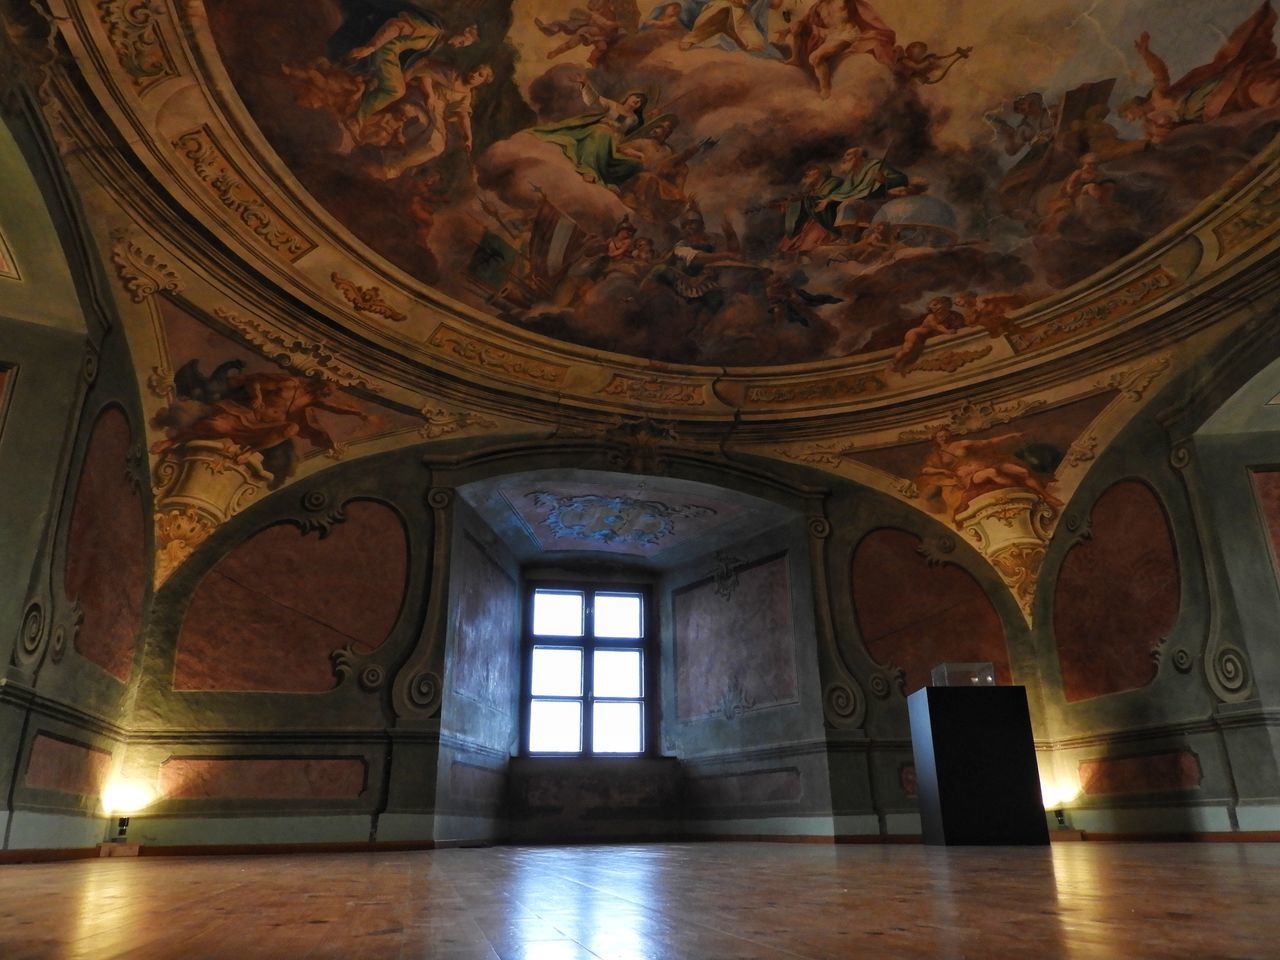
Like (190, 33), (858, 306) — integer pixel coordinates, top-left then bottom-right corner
(531, 647), (583, 697)
(530, 700), (582, 753)
(594, 593), (642, 638)
(594, 649), (641, 699)
(593, 701), (642, 754)
(533, 590), (584, 637)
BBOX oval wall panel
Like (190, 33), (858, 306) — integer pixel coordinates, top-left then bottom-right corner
(64, 407), (147, 682)
(851, 528), (1010, 694)
(174, 500), (409, 692)
(1053, 480), (1180, 702)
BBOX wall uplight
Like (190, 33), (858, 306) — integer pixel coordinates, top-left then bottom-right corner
(1040, 774), (1082, 811)
(101, 778), (157, 816)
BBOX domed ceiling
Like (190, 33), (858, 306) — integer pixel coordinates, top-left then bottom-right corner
(11, 0), (1280, 606)
(206, 0), (1280, 367)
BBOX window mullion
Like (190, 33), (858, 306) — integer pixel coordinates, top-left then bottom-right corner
(585, 590), (595, 755)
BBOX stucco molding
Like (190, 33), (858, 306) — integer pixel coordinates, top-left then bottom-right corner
(808, 511), (866, 731)
(95, 0), (177, 93)
(109, 232), (182, 303)
(211, 307), (380, 393)
(331, 272), (407, 324)
(171, 125), (315, 262)
(417, 406), (498, 440)
(389, 486), (453, 721)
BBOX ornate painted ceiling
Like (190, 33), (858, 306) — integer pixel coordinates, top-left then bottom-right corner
(206, 0), (1280, 369)
(458, 470), (789, 562)
(6, 0), (1280, 614)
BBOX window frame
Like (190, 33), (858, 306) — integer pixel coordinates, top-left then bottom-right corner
(520, 580), (656, 758)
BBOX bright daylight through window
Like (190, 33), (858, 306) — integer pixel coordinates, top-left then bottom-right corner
(526, 586), (647, 755)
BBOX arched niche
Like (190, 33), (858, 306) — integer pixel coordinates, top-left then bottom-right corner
(851, 528), (1010, 694)
(173, 499), (409, 692)
(64, 406), (147, 682)
(1052, 479), (1180, 702)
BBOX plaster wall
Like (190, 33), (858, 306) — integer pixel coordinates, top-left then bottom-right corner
(123, 448), (435, 847)
(434, 501), (521, 843)
(1029, 393), (1268, 836)
(0, 119), (82, 331)
(0, 111), (137, 850)
(661, 519), (834, 837)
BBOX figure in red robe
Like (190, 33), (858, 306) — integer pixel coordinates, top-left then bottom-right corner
(1122, 1), (1280, 143)
(782, 0), (896, 98)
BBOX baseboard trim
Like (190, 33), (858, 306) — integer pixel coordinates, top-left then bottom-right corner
(1076, 830), (1280, 843)
(136, 839), (438, 857)
(0, 847), (102, 864)
(697, 833), (837, 844)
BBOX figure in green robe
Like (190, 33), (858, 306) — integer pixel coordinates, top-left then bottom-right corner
(821, 146), (907, 228)
(531, 80), (649, 188)
(344, 11), (478, 121)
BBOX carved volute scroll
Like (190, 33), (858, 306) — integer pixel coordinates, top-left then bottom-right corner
(391, 487), (451, 720)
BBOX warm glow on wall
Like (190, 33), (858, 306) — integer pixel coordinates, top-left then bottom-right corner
(101, 778), (157, 815)
(1040, 774), (1082, 810)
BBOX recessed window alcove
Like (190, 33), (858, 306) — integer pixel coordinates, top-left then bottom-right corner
(445, 468), (822, 843)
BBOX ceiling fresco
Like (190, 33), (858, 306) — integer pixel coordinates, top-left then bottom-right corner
(207, 0), (1280, 368)
(458, 472), (784, 562)
(7, 0), (1280, 605)
(507, 482), (741, 555)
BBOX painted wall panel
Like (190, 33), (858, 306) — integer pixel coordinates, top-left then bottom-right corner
(158, 757), (367, 799)
(64, 407), (147, 682)
(686, 768), (804, 807)
(674, 554), (796, 721)
(1251, 469), (1280, 584)
(174, 500), (408, 691)
(1079, 750), (1202, 796)
(852, 528), (1009, 694)
(24, 734), (111, 797)
(1053, 481), (1179, 702)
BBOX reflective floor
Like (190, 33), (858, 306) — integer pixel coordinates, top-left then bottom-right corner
(0, 841), (1278, 959)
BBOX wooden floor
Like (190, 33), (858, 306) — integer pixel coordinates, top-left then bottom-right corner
(0, 841), (1277, 959)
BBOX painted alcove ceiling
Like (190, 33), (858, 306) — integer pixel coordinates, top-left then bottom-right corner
(15, 0), (1280, 603)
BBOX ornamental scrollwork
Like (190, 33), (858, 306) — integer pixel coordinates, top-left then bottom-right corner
(213, 308), (379, 391)
(332, 272), (408, 323)
(97, 0), (177, 92)
(110, 234), (182, 302)
(823, 679), (866, 729)
(172, 127), (315, 260)
(407, 670), (441, 712)
(419, 405), (498, 439)
(16, 602), (44, 664)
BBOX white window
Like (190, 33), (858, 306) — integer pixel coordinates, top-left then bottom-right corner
(525, 586), (649, 755)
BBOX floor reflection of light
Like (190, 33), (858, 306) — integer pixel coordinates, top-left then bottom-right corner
(509, 846), (657, 959)
(1051, 844), (1112, 960)
(70, 861), (145, 957)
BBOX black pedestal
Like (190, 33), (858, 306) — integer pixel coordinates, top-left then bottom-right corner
(908, 685), (1049, 846)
